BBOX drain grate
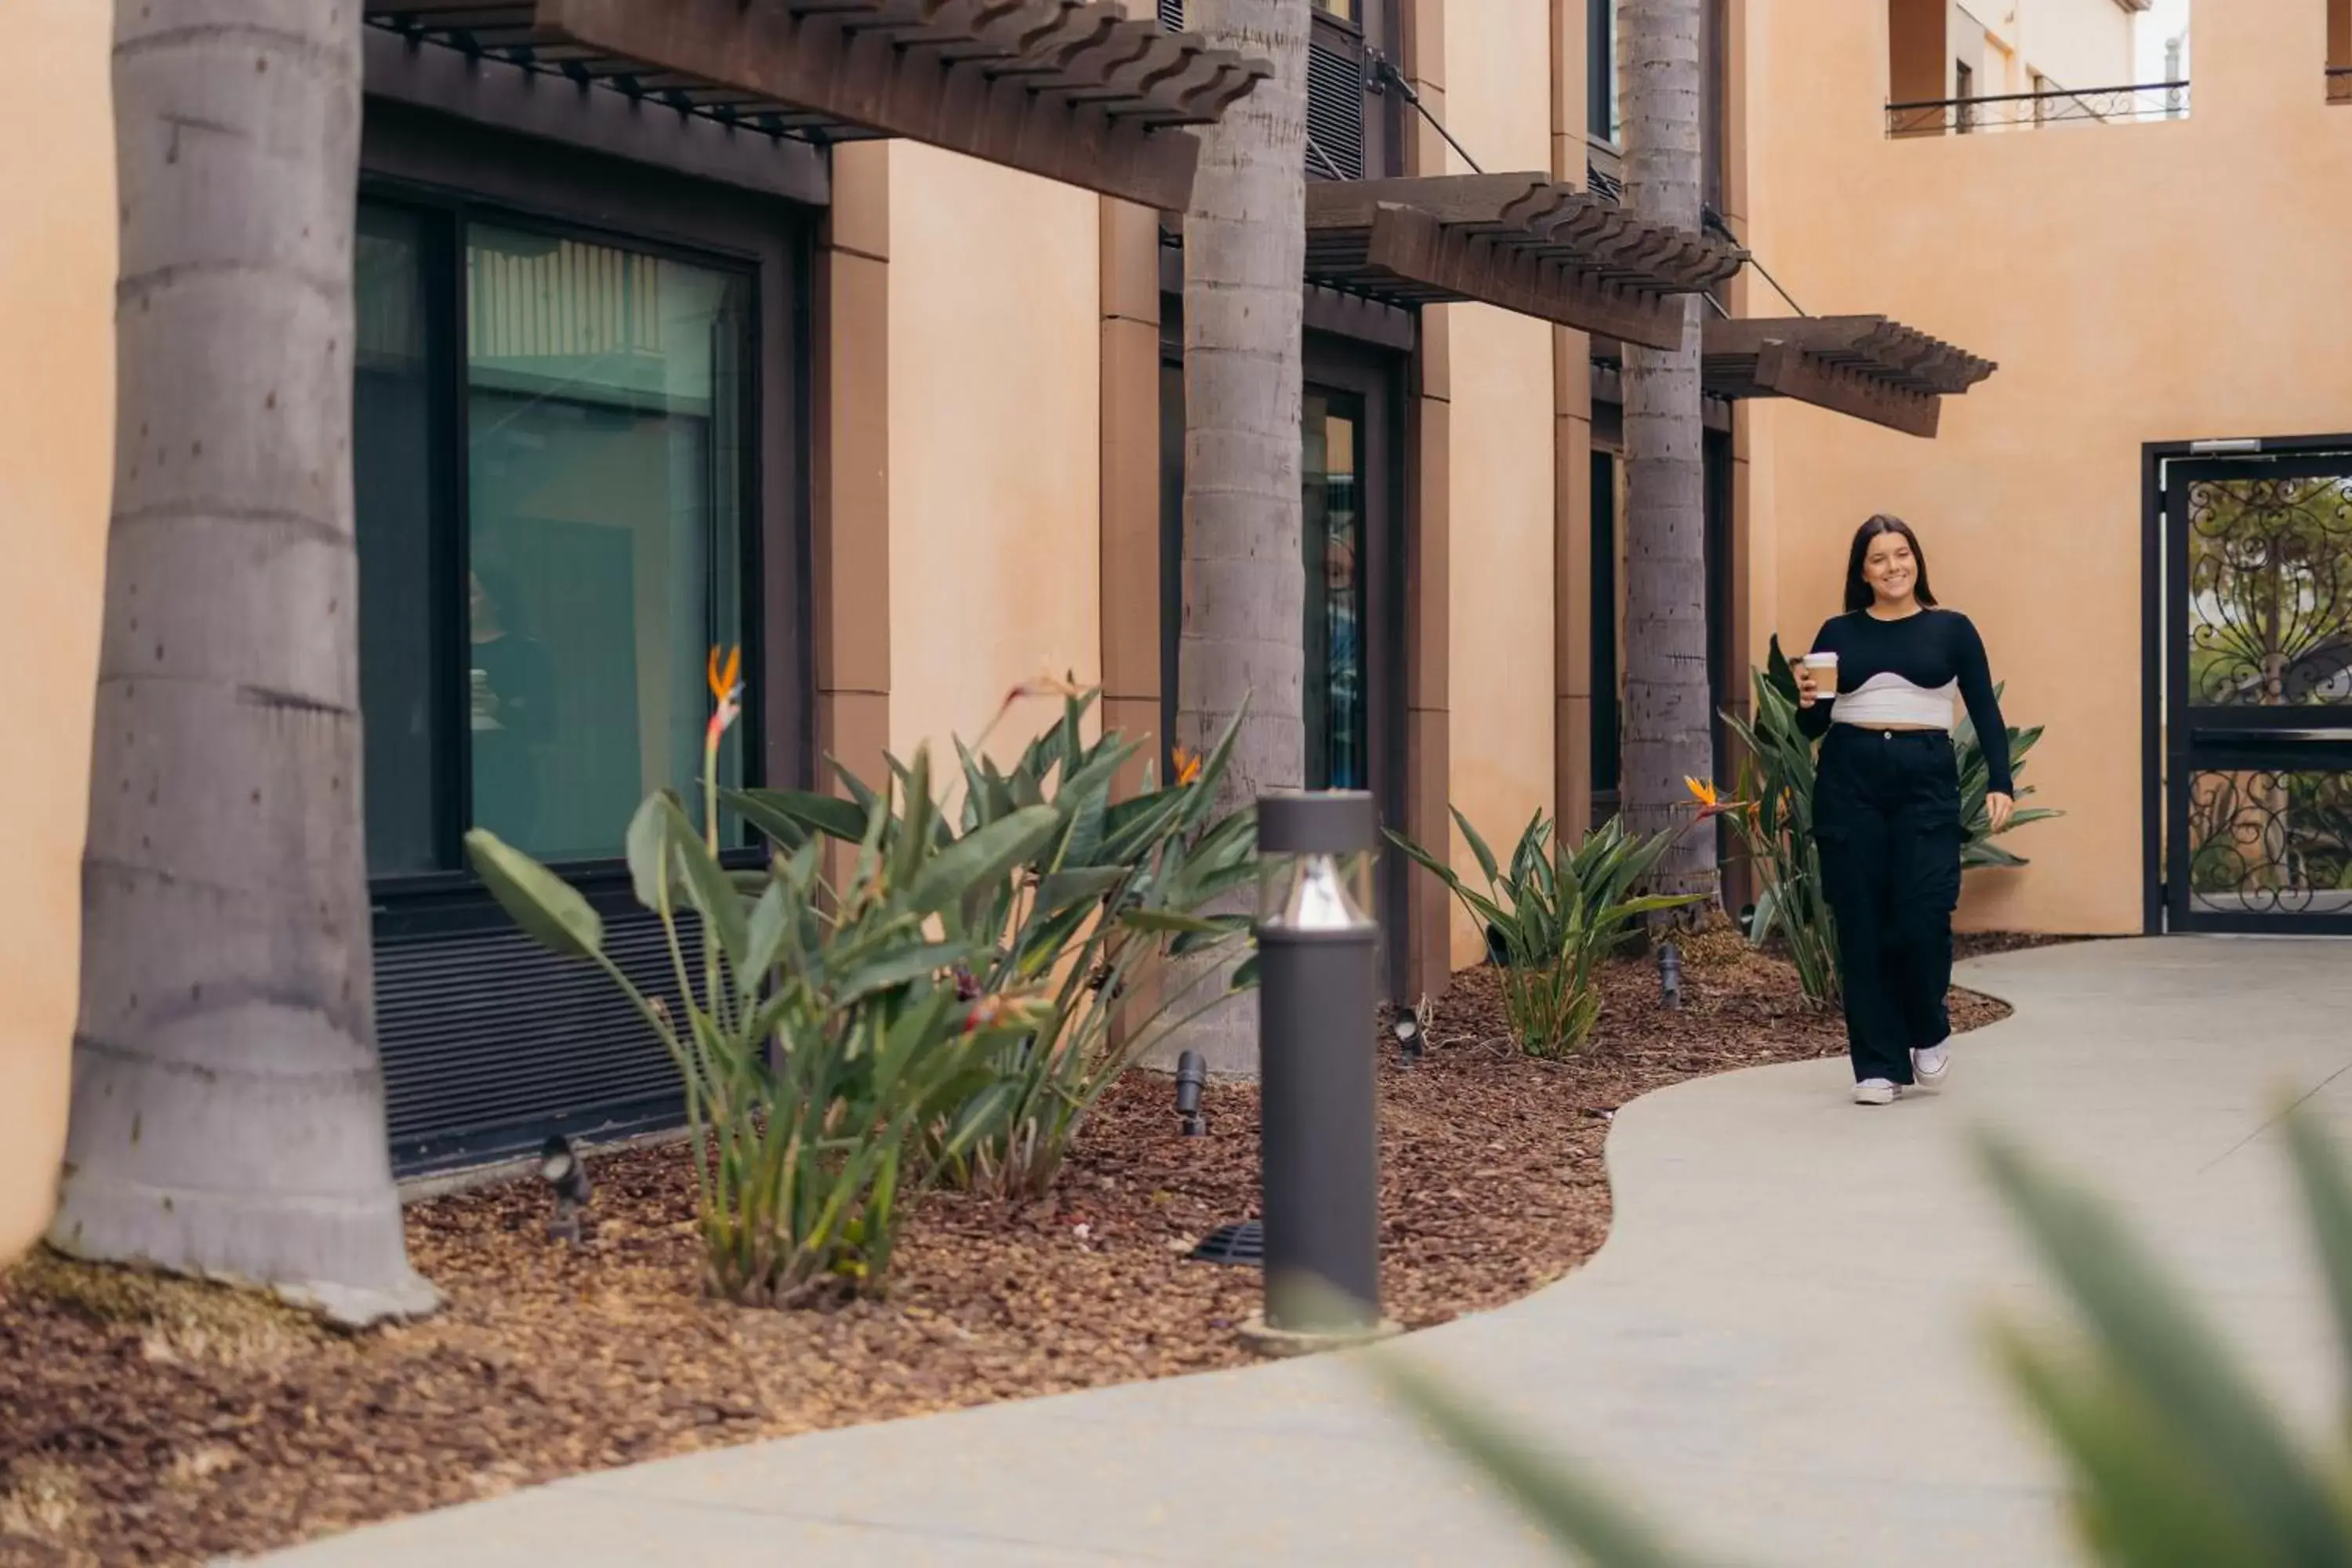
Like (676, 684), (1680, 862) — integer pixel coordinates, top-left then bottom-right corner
(1187, 1220), (1263, 1266)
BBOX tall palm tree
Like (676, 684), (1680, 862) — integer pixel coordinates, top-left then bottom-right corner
(1617, 0), (1717, 904)
(1176, 0), (1313, 1073)
(49, 0), (434, 1324)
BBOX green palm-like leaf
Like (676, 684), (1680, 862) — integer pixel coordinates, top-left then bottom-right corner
(1975, 1131), (2352, 1561)
(466, 829), (605, 960)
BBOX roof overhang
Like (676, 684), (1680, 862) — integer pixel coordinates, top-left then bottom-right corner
(363, 0), (1271, 211)
(1700, 315), (1996, 438)
(1303, 174), (1744, 350)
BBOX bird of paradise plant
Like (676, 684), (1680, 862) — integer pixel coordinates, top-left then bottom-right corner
(722, 684), (1260, 1199)
(1386, 798), (1727, 1058)
(465, 648), (1064, 1305)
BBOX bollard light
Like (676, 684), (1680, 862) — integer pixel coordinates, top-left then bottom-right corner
(1174, 1048), (1208, 1136)
(1392, 1007), (1424, 1068)
(1246, 791), (1392, 1353)
(540, 1133), (592, 1244)
(1659, 939), (1684, 1010)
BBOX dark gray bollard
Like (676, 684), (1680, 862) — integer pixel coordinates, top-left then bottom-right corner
(1243, 790), (1396, 1355)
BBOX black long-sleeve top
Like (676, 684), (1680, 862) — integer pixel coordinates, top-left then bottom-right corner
(1795, 608), (2013, 796)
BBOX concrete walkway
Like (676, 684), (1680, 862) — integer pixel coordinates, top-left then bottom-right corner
(255, 939), (2352, 1567)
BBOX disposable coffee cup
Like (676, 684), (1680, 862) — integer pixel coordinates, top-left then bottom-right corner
(1801, 651), (1838, 693)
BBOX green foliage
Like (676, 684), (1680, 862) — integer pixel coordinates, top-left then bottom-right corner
(466, 761), (1054, 1305)
(1720, 642), (1840, 1007)
(1373, 1104), (2352, 1567)
(1387, 810), (1701, 1058)
(725, 691), (1258, 1199)
(1721, 636), (2062, 1007)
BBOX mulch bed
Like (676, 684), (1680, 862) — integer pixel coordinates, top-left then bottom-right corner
(0, 932), (2027, 1566)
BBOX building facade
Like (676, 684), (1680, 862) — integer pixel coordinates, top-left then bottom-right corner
(5, 0), (2349, 1257)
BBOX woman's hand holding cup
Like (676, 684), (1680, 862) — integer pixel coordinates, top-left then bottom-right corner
(1795, 650), (1838, 709)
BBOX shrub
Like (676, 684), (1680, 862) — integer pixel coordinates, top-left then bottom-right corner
(1374, 1102), (2352, 1566)
(1387, 809), (1705, 1058)
(724, 686), (1258, 1199)
(1722, 636), (2060, 1007)
(466, 652), (1063, 1305)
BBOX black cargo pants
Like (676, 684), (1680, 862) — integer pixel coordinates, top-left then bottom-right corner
(1813, 725), (1964, 1085)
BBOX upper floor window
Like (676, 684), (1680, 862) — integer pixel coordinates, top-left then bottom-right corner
(1887, 0), (2188, 136)
(2329, 0), (2351, 101)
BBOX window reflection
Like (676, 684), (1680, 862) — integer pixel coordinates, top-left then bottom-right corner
(1305, 394), (1367, 791)
(464, 226), (748, 863)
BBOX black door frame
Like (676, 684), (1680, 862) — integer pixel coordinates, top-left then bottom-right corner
(1158, 324), (1411, 997)
(2144, 433), (2352, 935)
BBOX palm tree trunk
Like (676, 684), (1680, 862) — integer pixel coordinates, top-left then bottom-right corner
(49, 1), (434, 1324)
(1173, 0), (1312, 1073)
(1617, 0), (1716, 903)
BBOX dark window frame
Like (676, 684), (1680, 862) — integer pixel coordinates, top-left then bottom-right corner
(1589, 0), (1617, 143)
(358, 102), (814, 928)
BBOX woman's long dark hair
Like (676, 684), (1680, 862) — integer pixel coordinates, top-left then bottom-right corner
(1843, 514), (1938, 613)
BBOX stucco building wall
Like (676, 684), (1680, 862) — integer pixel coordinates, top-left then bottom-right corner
(1744, 0), (2352, 934)
(0, 2), (112, 1265)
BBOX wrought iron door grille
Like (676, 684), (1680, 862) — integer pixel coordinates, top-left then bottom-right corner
(2162, 452), (2352, 935)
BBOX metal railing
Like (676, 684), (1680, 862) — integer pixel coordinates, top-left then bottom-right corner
(1886, 79), (2189, 136)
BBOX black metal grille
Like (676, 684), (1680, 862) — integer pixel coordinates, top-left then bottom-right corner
(376, 910), (696, 1174)
(1306, 37), (1366, 180)
(1189, 1220), (1265, 1265)
(1585, 153), (1624, 205)
(1159, 2), (1367, 181)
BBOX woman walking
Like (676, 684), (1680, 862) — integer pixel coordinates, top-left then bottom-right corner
(1795, 516), (2014, 1105)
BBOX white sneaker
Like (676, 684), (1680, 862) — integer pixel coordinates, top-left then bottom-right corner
(1913, 1044), (1951, 1087)
(1853, 1078), (1898, 1106)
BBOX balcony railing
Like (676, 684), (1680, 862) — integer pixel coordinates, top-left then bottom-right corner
(1886, 80), (2189, 136)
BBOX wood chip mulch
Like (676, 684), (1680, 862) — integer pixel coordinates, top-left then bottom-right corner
(0, 933), (2034, 1566)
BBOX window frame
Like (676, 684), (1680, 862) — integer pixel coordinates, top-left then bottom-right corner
(358, 103), (812, 916)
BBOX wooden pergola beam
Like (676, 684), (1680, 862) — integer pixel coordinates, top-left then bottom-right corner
(1362, 205), (1689, 349)
(368, 0), (1272, 210)
(1300, 172), (1741, 347)
(1751, 340), (1942, 438)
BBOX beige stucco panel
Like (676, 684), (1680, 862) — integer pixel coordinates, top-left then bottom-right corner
(885, 143), (1104, 771)
(1445, 305), (1559, 967)
(1441, 0), (1559, 967)
(1747, 0), (2352, 935)
(0, 1), (112, 1265)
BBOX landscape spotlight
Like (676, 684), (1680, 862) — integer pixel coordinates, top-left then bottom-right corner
(540, 1133), (592, 1244)
(1659, 940), (1684, 1010)
(1175, 1049), (1208, 1136)
(1392, 1007), (1423, 1067)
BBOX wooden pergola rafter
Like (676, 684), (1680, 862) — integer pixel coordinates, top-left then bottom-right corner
(1700, 315), (1997, 438)
(364, 0), (1272, 210)
(1303, 174), (1746, 350)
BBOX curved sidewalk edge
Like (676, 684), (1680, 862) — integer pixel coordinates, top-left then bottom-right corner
(250, 938), (2352, 1568)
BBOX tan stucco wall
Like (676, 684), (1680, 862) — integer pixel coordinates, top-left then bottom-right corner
(0, 2), (112, 1265)
(1442, 0), (1559, 966)
(885, 143), (1104, 768)
(1746, 0), (2352, 934)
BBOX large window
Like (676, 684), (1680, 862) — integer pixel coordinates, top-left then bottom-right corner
(355, 196), (757, 875)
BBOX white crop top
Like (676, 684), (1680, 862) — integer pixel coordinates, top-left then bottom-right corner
(1829, 673), (1958, 730)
